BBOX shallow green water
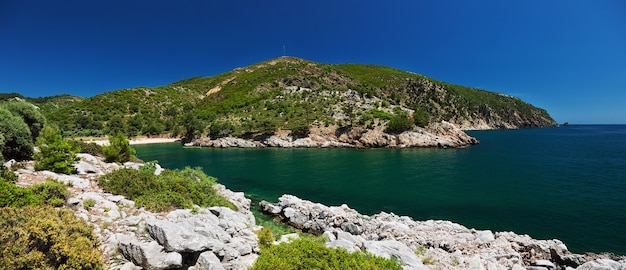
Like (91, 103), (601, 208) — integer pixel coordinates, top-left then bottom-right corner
(134, 125), (626, 254)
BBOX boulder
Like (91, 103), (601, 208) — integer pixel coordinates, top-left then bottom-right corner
(117, 235), (182, 270)
(188, 251), (225, 270)
(363, 240), (426, 270)
(74, 160), (103, 175)
(576, 259), (625, 270)
(41, 171), (90, 188)
(475, 230), (495, 244)
(145, 219), (213, 252)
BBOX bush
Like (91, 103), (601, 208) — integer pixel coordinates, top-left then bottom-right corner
(251, 237), (402, 270)
(28, 180), (69, 207)
(2, 101), (46, 141)
(412, 107), (430, 128)
(0, 166), (18, 183)
(102, 133), (135, 163)
(34, 126), (80, 175)
(257, 227), (275, 249)
(98, 167), (236, 212)
(84, 198), (96, 210)
(0, 107), (34, 160)
(0, 206), (104, 269)
(70, 141), (103, 156)
(0, 178), (68, 208)
(0, 178), (42, 207)
(385, 113), (415, 134)
(209, 121), (235, 138)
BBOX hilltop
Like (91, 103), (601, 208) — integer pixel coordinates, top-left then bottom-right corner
(39, 57), (556, 147)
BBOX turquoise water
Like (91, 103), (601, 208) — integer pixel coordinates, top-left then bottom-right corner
(134, 125), (626, 255)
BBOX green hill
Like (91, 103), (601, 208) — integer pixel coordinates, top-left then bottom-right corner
(39, 57), (556, 139)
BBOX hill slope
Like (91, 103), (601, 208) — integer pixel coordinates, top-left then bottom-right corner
(41, 57), (556, 146)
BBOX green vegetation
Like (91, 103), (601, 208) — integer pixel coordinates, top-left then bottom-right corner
(256, 227), (275, 249)
(35, 57), (555, 139)
(412, 107), (430, 128)
(84, 198), (96, 210)
(102, 133), (135, 163)
(0, 178), (68, 208)
(0, 107), (34, 160)
(0, 206), (104, 270)
(0, 171), (100, 269)
(98, 166), (236, 212)
(34, 126), (81, 174)
(252, 236), (402, 270)
(385, 112), (415, 134)
(2, 101), (46, 141)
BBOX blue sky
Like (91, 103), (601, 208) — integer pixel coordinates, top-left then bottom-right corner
(1, 1), (625, 124)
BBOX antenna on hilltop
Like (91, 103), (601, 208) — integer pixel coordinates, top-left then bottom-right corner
(283, 45), (286, 57)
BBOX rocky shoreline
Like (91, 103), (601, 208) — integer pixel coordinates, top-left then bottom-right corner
(189, 121), (479, 149)
(12, 155), (260, 270)
(9, 155), (626, 270)
(260, 195), (626, 270)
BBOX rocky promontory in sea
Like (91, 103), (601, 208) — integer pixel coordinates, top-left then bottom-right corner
(9, 154), (625, 269)
(189, 120), (479, 149)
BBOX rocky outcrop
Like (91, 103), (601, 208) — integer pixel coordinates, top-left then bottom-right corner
(261, 194), (626, 270)
(190, 121), (479, 149)
(12, 154), (260, 270)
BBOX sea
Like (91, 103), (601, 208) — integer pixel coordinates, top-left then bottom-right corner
(134, 125), (626, 255)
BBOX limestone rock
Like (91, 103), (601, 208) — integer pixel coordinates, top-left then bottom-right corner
(145, 219), (213, 252)
(188, 251), (225, 270)
(117, 235), (182, 270)
(363, 240), (426, 270)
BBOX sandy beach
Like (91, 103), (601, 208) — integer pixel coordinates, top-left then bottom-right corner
(88, 137), (181, 146)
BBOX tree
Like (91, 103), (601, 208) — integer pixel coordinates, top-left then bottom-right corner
(2, 101), (46, 141)
(209, 121), (234, 138)
(106, 116), (126, 135)
(412, 107), (430, 128)
(102, 133), (136, 163)
(385, 112), (414, 134)
(0, 133), (4, 162)
(0, 108), (33, 160)
(34, 126), (80, 174)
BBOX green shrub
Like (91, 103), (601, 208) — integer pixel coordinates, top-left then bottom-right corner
(209, 121), (235, 138)
(2, 101), (46, 141)
(98, 167), (236, 212)
(0, 178), (69, 208)
(0, 206), (104, 269)
(251, 237), (402, 270)
(102, 133), (136, 163)
(412, 107), (430, 128)
(385, 113), (415, 134)
(34, 126), (80, 174)
(257, 227), (275, 249)
(70, 141), (103, 156)
(0, 165), (18, 183)
(0, 107), (34, 160)
(28, 180), (69, 207)
(0, 178), (42, 207)
(84, 198), (96, 210)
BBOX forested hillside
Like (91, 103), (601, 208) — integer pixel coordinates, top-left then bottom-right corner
(37, 57), (556, 139)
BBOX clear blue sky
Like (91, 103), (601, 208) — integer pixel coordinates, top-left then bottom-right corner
(1, 1), (625, 124)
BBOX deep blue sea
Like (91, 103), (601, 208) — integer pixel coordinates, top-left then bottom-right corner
(134, 125), (626, 255)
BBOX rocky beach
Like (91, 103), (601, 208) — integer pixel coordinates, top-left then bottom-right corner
(7, 153), (626, 270)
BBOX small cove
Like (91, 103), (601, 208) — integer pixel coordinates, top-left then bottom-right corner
(134, 125), (626, 255)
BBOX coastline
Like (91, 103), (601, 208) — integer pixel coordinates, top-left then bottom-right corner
(87, 137), (181, 146)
